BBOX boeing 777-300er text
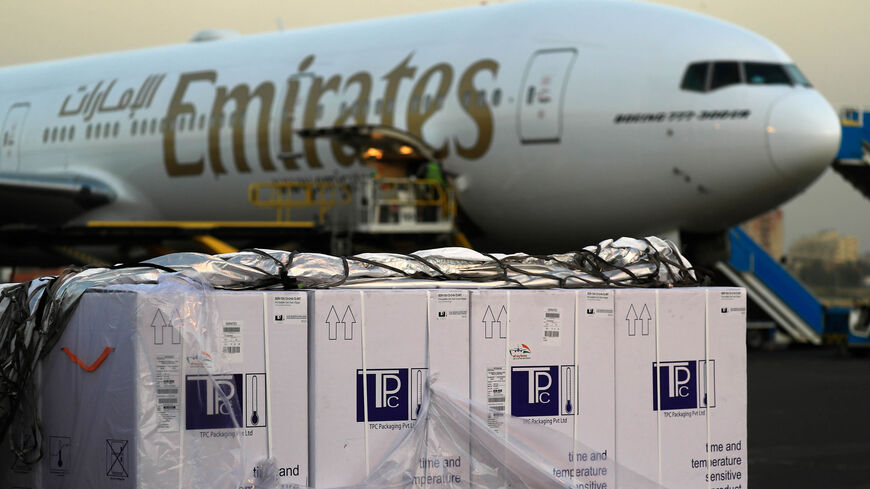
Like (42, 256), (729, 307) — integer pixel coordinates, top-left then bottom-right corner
(0, 0), (841, 261)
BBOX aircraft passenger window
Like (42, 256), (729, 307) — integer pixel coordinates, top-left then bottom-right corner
(160, 119), (167, 133)
(43, 128), (49, 143)
(113, 122), (119, 138)
(86, 124), (92, 140)
(69, 126), (75, 141)
(140, 119), (147, 135)
(176, 117), (182, 132)
(680, 62), (709, 92)
(316, 104), (324, 120)
(131, 120), (138, 135)
(51, 127), (58, 142)
(477, 91), (486, 107)
(94, 125), (101, 139)
(710, 62), (741, 90)
(410, 96), (420, 112)
(199, 114), (205, 130)
(150, 119), (157, 134)
(784, 64), (812, 87)
(385, 99), (394, 114)
(744, 63), (791, 85)
(60, 127), (66, 142)
(526, 86), (535, 105)
(462, 91), (472, 109)
(375, 99), (382, 115)
(492, 89), (502, 107)
(190, 115), (196, 131)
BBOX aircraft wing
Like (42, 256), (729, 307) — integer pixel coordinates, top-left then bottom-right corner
(0, 172), (115, 224)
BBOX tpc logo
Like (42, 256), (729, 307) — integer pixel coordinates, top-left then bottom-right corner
(511, 366), (561, 417)
(652, 360), (716, 411)
(186, 374), (244, 429)
(356, 368), (427, 422)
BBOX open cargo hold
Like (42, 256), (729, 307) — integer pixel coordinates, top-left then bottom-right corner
(0, 239), (746, 489)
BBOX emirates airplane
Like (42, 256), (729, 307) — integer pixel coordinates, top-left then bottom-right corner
(0, 0), (840, 259)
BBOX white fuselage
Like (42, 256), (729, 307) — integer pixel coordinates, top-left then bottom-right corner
(0, 0), (840, 250)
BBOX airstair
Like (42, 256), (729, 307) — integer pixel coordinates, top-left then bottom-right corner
(831, 107), (870, 199)
(716, 227), (824, 345)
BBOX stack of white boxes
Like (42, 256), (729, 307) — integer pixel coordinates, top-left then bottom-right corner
(311, 287), (746, 489)
(2, 285), (746, 489)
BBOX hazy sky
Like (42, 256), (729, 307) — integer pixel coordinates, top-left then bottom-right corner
(2, 0), (869, 250)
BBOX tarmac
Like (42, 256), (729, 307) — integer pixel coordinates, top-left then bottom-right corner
(748, 347), (870, 488)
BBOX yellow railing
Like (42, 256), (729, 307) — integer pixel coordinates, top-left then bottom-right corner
(248, 181), (352, 224)
(371, 178), (453, 220)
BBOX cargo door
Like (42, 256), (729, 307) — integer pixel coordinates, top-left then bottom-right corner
(1, 103), (29, 172)
(518, 48), (576, 144)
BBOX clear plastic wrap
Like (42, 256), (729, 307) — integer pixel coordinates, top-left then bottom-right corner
(243, 381), (665, 489)
(0, 238), (727, 489)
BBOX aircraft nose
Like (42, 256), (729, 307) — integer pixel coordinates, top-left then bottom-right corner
(766, 90), (841, 183)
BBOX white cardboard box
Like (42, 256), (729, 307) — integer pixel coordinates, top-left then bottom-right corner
(308, 290), (471, 488)
(706, 289), (748, 489)
(575, 290), (616, 489)
(35, 287), (308, 489)
(469, 290), (581, 485)
(614, 288), (747, 488)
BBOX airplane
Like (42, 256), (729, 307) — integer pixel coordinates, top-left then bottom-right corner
(0, 0), (840, 264)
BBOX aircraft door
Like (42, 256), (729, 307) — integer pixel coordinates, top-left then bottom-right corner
(518, 48), (577, 144)
(1, 103), (30, 172)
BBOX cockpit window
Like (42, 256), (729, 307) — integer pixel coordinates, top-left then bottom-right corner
(681, 60), (813, 92)
(681, 62), (709, 92)
(784, 64), (812, 87)
(744, 63), (792, 85)
(710, 62), (741, 90)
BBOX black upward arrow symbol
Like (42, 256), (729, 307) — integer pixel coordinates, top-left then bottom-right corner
(639, 304), (652, 336)
(339, 305), (356, 340)
(325, 306), (340, 340)
(482, 306), (495, 339)
(496, 305), (507, 338)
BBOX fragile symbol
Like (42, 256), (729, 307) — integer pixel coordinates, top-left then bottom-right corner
(106, 439), (129, 478)
(325, 305), (356, 340)
(482, 305), (507, 339)
(626, 304), (652, 336)
(151, 309), (182, 345)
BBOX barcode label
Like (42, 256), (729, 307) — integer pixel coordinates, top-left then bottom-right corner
(543, 308), (562, 345)
(222, 320), (243, 362)
(488, 397), (505, 403)
(154, 353), (180, 433)
(490, 405), (505, 411)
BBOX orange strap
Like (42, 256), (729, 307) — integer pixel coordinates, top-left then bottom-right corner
(62, 346), (113, 372)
